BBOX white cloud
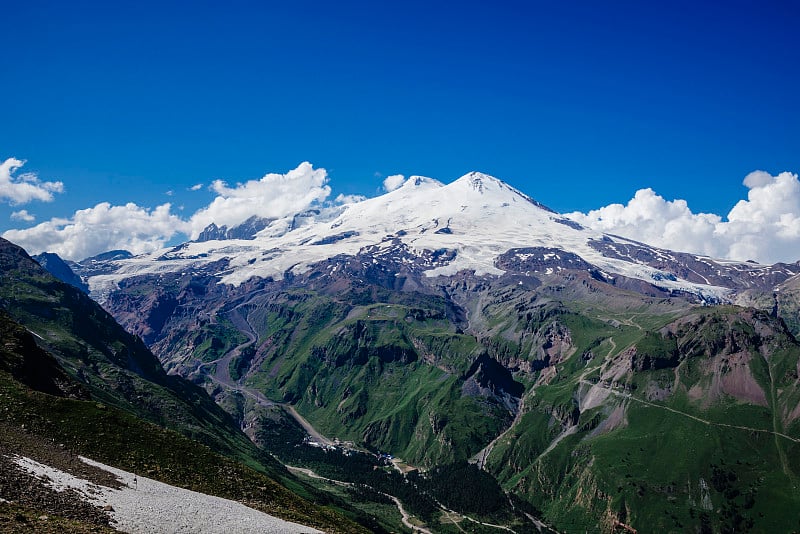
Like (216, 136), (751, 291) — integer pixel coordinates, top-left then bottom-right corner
(2, 202), (188, 261)
(382, 174), (406, 192)
(10, 209), (35, 222)
(335, 193), (367, 204)
(187, 162), (330, 238)
(0, 158), (64, 205)
(742, 170), (773, 189)
(189, 183), (203, 191)
(567, 170), (800, 264)
(166, 190), (174, 197)
(3, 161), (334, 259)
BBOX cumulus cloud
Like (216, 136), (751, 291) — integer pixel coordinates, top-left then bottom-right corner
(0, 158), (64, 205)
(335, 193), (367, 204)
(2, 202), (188, 260)
(3, 161), (336, 259)
(567, 170), (800, 264)
(10, 209), (35, 222)
(383, 174), (406, 192)
(189, 183), (203, 191)
(187, 162), (330, 238)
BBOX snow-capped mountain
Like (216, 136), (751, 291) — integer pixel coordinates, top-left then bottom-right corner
(37, 172), (800, 534)
(80, 172), (799, 302)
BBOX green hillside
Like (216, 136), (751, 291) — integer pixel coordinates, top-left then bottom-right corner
(185, 274), (800, 532)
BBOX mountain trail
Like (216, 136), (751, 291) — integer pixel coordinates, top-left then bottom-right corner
(287, 466), (432, 533)
(606, 337), (617, 358)
(578, 379), (800, 444)
(766, 360), (794, 478)
(283, 405), (334, 447)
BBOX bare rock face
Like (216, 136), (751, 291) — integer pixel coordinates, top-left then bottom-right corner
(599, 308), (795, 411)
(196, 216), (274, 242)
(589, 239), (800, 291)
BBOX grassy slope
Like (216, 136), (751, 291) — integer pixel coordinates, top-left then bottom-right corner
(483, 301), (800, 532)
(190, 271), (800, 532)
(0, 241), (249, 456)
(241, 291), (509, 466)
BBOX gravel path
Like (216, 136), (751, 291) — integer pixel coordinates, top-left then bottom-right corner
(12, 455), (322, 534)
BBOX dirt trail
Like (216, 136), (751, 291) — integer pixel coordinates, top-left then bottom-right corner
(214, 307), (258, 387)
(206, 301), (538, 531)
(287, 466), (432, 534)
(533, 424), (578, 464)
(206, 370), (338, 447)
(472, 336), (614, 469)
(283, 405), (334, 447)
(605, 337), (617, 358)
(390, 496), (434, 534)
(432, 496), (517, 533)
(198, 306), (256, 387)
(202, 310), (272, 410)
(578, 379), (800, 444)
(290, 465), (521, 533)
(766, 362), (794, 477)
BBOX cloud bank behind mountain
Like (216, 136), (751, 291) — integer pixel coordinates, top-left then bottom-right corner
(3, 160), (800, 265)
(566, 170), (800, 265)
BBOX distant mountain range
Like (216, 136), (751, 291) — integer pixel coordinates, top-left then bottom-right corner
(67, 172), (800, 303)
(24, 172), (800, 532)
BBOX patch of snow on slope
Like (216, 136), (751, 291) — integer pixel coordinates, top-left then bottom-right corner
(12, 455), (321, 534)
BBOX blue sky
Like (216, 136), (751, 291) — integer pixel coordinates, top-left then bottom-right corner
(2, 1), (799, 261)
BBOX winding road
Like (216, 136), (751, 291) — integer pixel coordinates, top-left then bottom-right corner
(287, 466), (433, 533)
(200, 304), (335, 445)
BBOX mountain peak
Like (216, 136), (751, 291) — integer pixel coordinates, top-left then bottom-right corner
(450, 171), (556, 213)
(455, 171), (503, 194)
(398, 175), (443, 190)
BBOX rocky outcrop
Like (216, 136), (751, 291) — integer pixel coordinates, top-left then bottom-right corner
(196, 216), (273, 241)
